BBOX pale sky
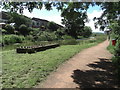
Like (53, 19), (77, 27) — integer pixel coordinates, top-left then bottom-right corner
(85, 5), (104, 33)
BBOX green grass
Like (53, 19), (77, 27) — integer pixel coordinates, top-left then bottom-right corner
(107, 40), (120, 81)
(2, 35), (106, 88)
(107, 40), (115, 54)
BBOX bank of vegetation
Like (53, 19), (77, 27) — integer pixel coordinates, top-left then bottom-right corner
(1, 11), (92, 47)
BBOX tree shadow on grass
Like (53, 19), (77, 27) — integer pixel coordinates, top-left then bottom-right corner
(71, 58), (120, 89)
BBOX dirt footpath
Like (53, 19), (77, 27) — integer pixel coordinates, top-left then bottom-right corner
(36, 40), (119, 88)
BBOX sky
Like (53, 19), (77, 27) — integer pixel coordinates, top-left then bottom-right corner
(23, 4), (104, 33)
(85, 5), (104, 33)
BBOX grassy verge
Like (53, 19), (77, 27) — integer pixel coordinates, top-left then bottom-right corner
(107, 40), (115, 54)
(107, 40), (120, 81)
(2, 36), (106, 88)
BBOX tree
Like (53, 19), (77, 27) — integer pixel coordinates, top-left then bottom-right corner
(10, 12), (32, 29)
(94, 2), (120, 31)
(82, 26), (92, 38)
(61, 2), (91, 38)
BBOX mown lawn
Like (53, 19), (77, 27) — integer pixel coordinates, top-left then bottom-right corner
(2, 38), (106, 88)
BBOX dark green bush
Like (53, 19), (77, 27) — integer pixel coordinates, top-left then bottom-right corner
(26, 35), (34, 42)
(55, 29), (65, 36)
(108, 39), (120, 81)
(114, 41), (120, 56)
(19, 24), (29, 36)
(3, 35), (25, 45)
(62, 35), (73, 40)
(1, 28), (7, 34)
(37, 31), (57, 41)
(47, 21), (59, 31)
(4, 24), (15, 34)
(112, 56), (120, 80)
(77, 36), (84, 39)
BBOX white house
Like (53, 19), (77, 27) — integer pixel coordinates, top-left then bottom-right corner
(31, 17), (49, 28)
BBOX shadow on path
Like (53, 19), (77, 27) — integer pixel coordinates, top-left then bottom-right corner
(71, 58), (119, 89)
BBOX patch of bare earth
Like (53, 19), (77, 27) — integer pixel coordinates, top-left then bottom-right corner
(36, 40), (119, 89)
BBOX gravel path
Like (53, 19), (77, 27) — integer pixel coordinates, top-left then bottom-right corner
(36, 40), (119, 89)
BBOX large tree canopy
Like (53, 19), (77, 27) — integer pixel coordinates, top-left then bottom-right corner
(61, 2), (92, 38)
(94, 2), (120, 31)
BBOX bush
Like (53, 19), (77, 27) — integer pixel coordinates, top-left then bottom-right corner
(60, 39), (79, 45)
(112, 56), (120, 80)
(37, 31), (58, 41)
(114, 41), (120, 56)
(77, 36), (84, 39)
(30, 28), (42, 36)
(26, 35), (34, 42)
(47, 21), (59, 31)
(62, 35), (74, 40)
(1, 28), (7, 34)
(108, 39), (120, 81)
(55, 29), (65, 36)
(19, 24), (29, 36)
(4, 24), (15, 34)
(3, 35), (25, 45)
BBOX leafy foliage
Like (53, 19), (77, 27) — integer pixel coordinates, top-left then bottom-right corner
(61, 2), (91, 38)
(19, 24), (29, 36)
(94, 2), (120, 31)
(10, 12), (32, 28)
(4, 24), (15, 34)
(97, 2), (120, 81)
(3, 35), (25, 45)
(81, 26), (92, 38)
(47, 21), (59, 31)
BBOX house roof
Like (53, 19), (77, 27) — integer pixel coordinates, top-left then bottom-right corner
(32, 17), (49, 23)
(32, 17), (64, 28)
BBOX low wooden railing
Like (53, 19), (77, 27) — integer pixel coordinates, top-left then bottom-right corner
(16, 43), (60, 54)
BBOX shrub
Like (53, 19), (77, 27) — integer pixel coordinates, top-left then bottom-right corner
(28, 27), (33, 32)
(30, 28), (41, 36)
(77, 36), (84, 39)
(4, 24), (15, 34)
(47, 21), (59, 31)
(26, 35), (34, 42)
(60, 39), (78, 45)
(37, 34), (48, 41)
(19, 24), (29, 36)
(55, 29), (65, 36)
(3, 35), (25, 45)
(62, 35), (74, 40)
(112, 56), (120, 80)
(114, 41), (120, 56)
(1, 28), (7, 34)
(108, 39), (120, 81)
(37, 31), (58, 41)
